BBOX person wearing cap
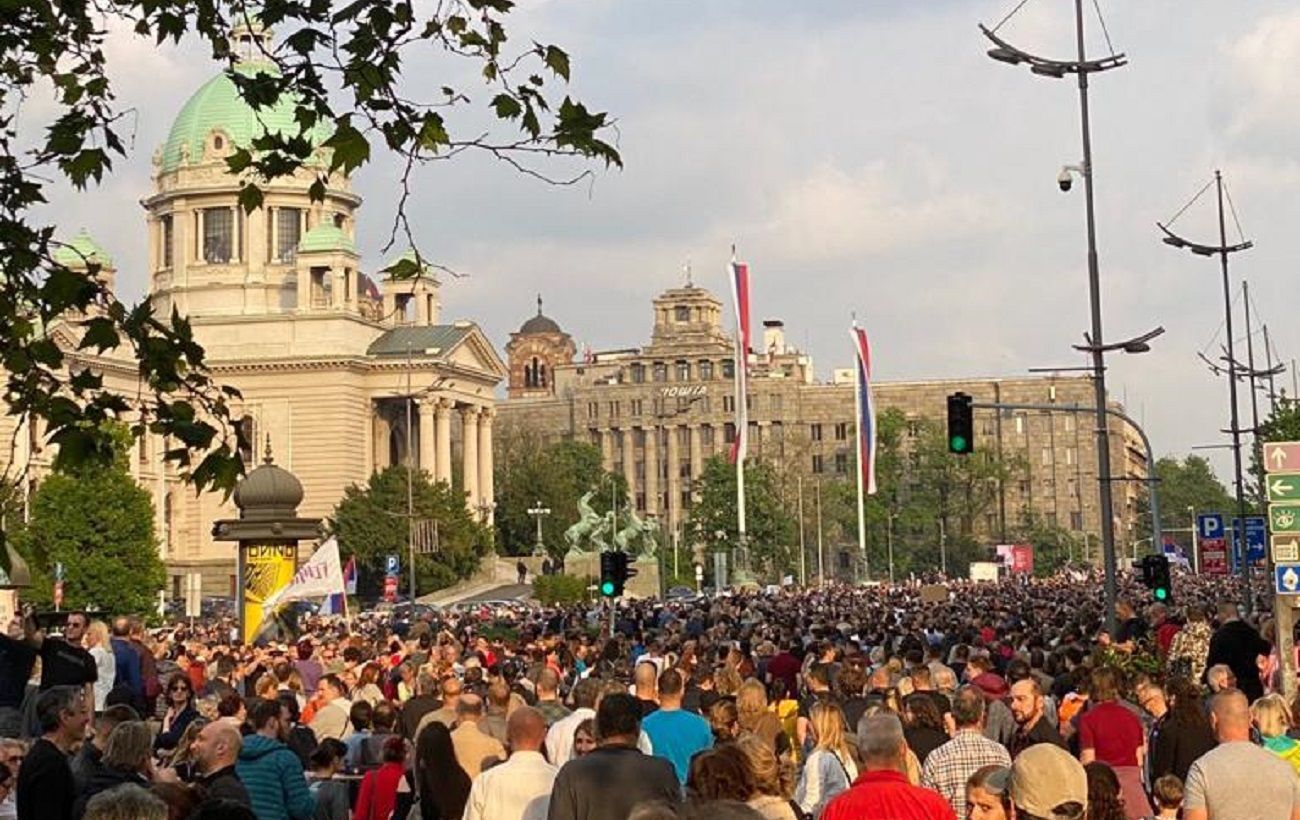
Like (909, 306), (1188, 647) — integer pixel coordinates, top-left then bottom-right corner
(1007, 743), (1088, 820)
(1184, 688), (1300, 820)
(921, 686), (1011, 818)
(822, 713), (955, 820)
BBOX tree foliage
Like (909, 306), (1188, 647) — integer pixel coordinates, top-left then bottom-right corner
(492, 422), (626, 558)
(1134, 455), (1235, 551)
(328, 465), (490, 596)
(687, 455), (797, 581)
(1, 0), (619, 495)
(12, 437), (165, 615)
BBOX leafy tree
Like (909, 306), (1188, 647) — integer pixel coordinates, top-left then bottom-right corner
(687, 456), (796, 581)
(1, 0), (619, 493)
(1134, 455), (1234, 552)
(12, 435), (165, 615)
(329, 465), (490, 596)
(492, 422), (626, 559)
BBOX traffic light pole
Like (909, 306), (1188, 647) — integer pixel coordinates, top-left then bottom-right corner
(967, 399), (1162, 624)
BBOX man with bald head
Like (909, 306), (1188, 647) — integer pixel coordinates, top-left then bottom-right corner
(191, 719), (251, 806)
(464, 707), (558, 820)
(1184, 689), (1300, 820)
(413, 675), (462, 743)
(451, 693), (507, 778)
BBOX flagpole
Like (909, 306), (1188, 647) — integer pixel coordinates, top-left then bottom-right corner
(735, 326), (747, 576)
(853, 320), (867, 582)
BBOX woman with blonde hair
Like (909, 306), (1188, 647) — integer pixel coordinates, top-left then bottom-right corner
(794, 701), (858, 818)
(710, 699), (741, 743)
(85, 620), (116, 712)
(74, 721), (155, 816)
(734, 734), (797, 820)
(737, 679), (791, 758)
(1252, 693), (1300, 772)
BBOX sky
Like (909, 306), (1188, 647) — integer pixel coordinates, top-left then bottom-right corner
(25, 0), (1300, 485)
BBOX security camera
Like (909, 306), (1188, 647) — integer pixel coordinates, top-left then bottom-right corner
(1057, 167), (1073, 193)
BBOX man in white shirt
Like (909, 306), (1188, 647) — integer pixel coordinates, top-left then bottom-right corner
(547, 679), (599, 765)
(464, 707), (557, 820)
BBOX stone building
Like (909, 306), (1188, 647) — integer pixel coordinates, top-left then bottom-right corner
(496, 281), (1149, 557)
(1, 20), (505, 597)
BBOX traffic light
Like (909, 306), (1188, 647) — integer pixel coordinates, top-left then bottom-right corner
(1137, 554), (1173, 602)
(599, 551), (636, 597)
(947, 392), (974, 455)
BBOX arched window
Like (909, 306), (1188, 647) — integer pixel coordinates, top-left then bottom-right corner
(237, 415), (256, 466)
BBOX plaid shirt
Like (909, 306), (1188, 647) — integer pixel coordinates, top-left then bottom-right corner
(920, 728), (1012, 817)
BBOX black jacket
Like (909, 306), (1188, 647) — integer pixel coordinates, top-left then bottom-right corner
(199, 764), (253, 807)
(1206, 620), (1271, 702)
(72, 764), (149, 818)
(1149, 712), (1216, 783)
(547, 744), (681, 820)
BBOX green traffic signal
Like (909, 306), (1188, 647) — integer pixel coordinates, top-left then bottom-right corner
(950, 435), (969, 453)
(600, 581), (616, 596)
(1154, 587), (1168, 601)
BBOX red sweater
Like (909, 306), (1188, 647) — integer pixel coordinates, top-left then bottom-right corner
(822, 769), (957, 820)
(353, 761), (405, 820)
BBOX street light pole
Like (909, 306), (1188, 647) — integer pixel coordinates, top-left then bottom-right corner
(887, 512), (897, 584)
(1189, 505), (1199, 574)
(981, 0), (1129, 637)
(526, 500), (551, 558)
(938, 517), (947, 577)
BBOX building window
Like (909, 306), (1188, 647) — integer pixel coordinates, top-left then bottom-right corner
(635, 461), (645, 480)
(652, 362), (668, 382)
(675, 361), (691, 381)
(652, 397), (664, 416)
(723, 396), (735, 413)
(587, 402), (599, 419)
(160, 214), (174, 269)
(699, 360), (714, 380)
(1064, 415), (1076, 432)
(276, 207), (302, 262)
(1041, 447), (1053, 466)
(1046, 512), (1057, 527)
(1066, 447), (1077, 466)
(906, 419), (920, 437)
(812, 454), (824, 474)
(834, 422), (849, 441)
(674, 306), (690, 322)
(202, 207), (233, 263)
(701, 425), (715, 446)
(237, 415), (256, 466)
(630, 363), (645, 383)
(631, 399), (643, 416)
(636, 493), (646, 511)
(1070, 511), (1083, 530)
(724, 423), (736, 444)
(633, 429), (646, 448)
(138, 434), (148, 466)
(721, 359), (735, 379)
(1014, 415), (1026, 435)
(608, 401), (620, 418)
(771, 421), (784, 440)
(770, 394), (783, 412)
(810, 423), (823, 442)
(835, 452), (848, 474)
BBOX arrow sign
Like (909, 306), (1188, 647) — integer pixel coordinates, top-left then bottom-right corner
(1265, 442), (1300, 473)
(1274, 536), (1300, 563)
(1271, 476), (1300, 501)
(1271, 504), (1300, 533)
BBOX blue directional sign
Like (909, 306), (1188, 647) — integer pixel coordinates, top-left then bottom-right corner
(1276, 563), (1300, 595)
(385, 554), (401, 577)
(1197, 513), (1225, 540)
(1230, 516), (1268, 570)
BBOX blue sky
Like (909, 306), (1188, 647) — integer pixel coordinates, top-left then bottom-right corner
(27, 0), (1300, 483)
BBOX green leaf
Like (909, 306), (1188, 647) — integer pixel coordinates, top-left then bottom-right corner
(491, 93), (522, 120)
(78, 317), (119, 352)
(237, 183), (264, 213)
(321, 119), (370, 174)
(543, 45), (570, 81)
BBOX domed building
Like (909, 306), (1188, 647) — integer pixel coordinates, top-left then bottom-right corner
(504, 296), (576, 399)
(3, 20), (506, 597)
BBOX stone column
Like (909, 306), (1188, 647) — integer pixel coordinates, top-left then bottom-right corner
(371, 404), (390, 471)
(621, 428), (636, 508)
(461, 405), (480, 513)
(666, 424), (681, 531)
(331, 267), (345, 310)
(478, 408), (494, 524)
(689, 425), (703, 488)
(645, 424), (659, 517)
(600, 428), (614, 473)
(435, 399), (452, 484)
(417, 399), (435, 477)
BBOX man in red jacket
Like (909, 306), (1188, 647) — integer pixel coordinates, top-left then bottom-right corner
(822, 713), (956, 820)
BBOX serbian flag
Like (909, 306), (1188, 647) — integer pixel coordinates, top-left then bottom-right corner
(321, 556), (356, 616)
(851, 324), (878, 495)
(728, 251), (751, 465)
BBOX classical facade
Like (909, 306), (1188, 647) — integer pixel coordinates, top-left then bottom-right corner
(1, 21), (505, 597)
(496, 282), (1149, 557)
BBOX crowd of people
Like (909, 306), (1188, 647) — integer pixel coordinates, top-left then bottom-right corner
(0, 569), (1295, 820)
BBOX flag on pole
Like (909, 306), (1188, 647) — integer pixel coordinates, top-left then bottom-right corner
(321, 556), (357, 615)
(342, 556), (357, 595)
(263, 537), (344, 610)
(728, 252), (751, 465)
(851, 324), (878, 495)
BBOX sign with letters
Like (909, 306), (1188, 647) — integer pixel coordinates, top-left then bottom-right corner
(241, 543), (298, 644)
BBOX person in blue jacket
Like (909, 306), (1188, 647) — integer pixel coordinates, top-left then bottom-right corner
(237, 698), (316, 820)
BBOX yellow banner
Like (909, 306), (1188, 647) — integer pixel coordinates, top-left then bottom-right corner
(242, 543), (297, 644)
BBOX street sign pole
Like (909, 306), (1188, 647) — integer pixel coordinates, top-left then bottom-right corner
(1265, 441), (1300, 700)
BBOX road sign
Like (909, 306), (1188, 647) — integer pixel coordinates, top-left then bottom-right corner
(1274, 535), (1300, 563)
(1199, 537), (1229, 575)
(382, 575), (398, 602)
(385, 554), (400, 576)
(1265, 442), (1300, 473)
(1197, 513), (1224, 540)
(1271, 505), (1300, 533)
(1269, 474), (1300, 503)
(1277, 563), (1300, 595)
(1230, 516), (1268, 567)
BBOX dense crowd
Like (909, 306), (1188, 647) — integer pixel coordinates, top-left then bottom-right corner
(0, 569), (1295, 820)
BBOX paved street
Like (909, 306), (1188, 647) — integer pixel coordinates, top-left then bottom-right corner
(455, 583), (533, 603)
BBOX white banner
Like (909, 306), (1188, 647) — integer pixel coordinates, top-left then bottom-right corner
(264, 537), (343, 608)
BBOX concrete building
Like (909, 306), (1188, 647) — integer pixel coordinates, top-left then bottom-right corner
(497, 281), (1149, 555)
(1, 20), (505, 597)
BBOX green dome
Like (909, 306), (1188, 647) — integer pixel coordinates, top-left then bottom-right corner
(298, 223), (355, 254)
(159, 63), (330, 174)
(53, 229), (112, 268)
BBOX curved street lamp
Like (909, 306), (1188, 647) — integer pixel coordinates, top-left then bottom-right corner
(981, 0), (1128, 636)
